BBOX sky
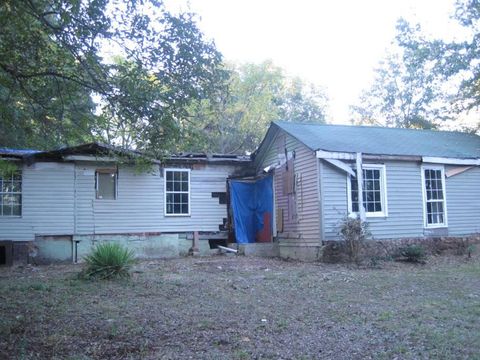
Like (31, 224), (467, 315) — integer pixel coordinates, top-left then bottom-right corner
(164, 0), (465, 124)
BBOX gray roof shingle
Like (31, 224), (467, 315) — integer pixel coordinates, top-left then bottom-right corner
(274, 121), (480, 159)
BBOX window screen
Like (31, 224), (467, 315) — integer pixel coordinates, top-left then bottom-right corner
(96, 170), (117, 200)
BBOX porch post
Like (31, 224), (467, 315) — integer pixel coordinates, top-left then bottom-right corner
(356, 152), (366, 221)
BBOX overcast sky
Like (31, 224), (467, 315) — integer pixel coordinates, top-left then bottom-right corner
(164, 0), (465, 123)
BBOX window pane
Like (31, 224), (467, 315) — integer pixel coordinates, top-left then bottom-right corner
(174, 193), (181, 203)
(181, 193), (188, 203)
(12, 205), (21, 216)
(173, 204), (181, 213)
(181, 204), (188, 214)
(97, 172), (116, 199)
(173, 181), (180, 191)
(181, 172), (188, 181)
(166, 171), (173, 181)
(181, 181), (188, 191)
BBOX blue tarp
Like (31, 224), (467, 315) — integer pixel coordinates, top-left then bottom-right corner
(229, 176), (273, 244)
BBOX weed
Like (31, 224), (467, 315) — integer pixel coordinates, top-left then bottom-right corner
(398, 245), (426, 263)
(234, 350), (249, 360)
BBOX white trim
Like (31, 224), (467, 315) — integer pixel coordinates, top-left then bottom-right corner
(445, 166), (473, 178)
(421, 165), (448, 228)
(422, 156), (480, 166)
(323, 158), (356, 177)
(347, 164), (388, 218)
(316, 150), (355, 160)
(164, 168), (191, 217)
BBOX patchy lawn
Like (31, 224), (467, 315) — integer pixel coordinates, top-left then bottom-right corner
(1, 254), (479, 359)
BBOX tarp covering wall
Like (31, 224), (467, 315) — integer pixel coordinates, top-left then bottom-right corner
(229, 176), (273, 244)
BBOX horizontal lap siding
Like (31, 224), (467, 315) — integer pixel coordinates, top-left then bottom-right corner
(323, 161), (424, 240)
(322, 161), (348, 240)
(75, 163), (235, 234)
(446, 166), (480, 235)
(294, 142), (321, 244)
(0, 163), (75, 241)
(367, 161), (424, 239)
(256, 131), (321, 244)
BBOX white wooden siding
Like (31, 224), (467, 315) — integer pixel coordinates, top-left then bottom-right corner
(74, 163), (235, 234)
(323, 160), (453, 240)
(0, 162), (75, 241)
(256, 131), (321, 245)
(445, 166), (480, 235)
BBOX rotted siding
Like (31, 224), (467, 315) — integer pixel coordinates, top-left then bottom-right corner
(445, 166), (480, 235)
(0, 162), (75, 241)
(322, 160), (425, 240)
(256, 130), (321, 245)
(74, 162), (236, 234)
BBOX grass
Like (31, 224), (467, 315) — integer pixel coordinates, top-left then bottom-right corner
(0, 255), (479, 359)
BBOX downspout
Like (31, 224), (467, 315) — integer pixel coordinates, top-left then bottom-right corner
(356, 152), (366, 221)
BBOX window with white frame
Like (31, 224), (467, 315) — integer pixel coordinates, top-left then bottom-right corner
(96, 169), (117, 200)
(422, 166), (447, 227)
(348, 164), (387, 217)
(165, 169), (190, 215)
(0, 169), (22, 216)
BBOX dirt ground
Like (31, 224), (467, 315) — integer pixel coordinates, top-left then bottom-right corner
(1, 254), (479, 359)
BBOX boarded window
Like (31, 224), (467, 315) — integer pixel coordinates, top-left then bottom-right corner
(282, 159), (295, 195)
(96, 169), (117, 200)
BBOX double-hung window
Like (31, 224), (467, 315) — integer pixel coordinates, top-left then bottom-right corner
(165, 169), (190, 216)
(0, 169), (22, 216)
(348, 164), (387, 217)
(422, 166), (447, 227)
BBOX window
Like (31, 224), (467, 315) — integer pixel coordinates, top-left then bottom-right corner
(96, 169), (117, 200)
(0, 170), (21, 216)
(422, 166), (447, 227)
(348, 164), (387, 217)
(165, 169), (190, 215)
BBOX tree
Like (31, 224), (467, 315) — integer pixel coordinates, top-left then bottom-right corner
(184, 61), (328, 154)
(351, 19), (450, 129)
(0, 0), (225, 156)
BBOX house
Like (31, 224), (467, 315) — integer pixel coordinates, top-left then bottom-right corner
(0, 143), (249, 264)
(251, 121), (480, 260)
(3, 121), (480, 264)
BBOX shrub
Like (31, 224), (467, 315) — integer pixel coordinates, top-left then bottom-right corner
(398, 244), (426, 263)
(83, 242), (136, 280)
(338, 215), (370, 263)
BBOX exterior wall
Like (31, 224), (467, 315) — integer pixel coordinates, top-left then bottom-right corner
(255, 130), (321, 250)
(74, 162), (236, 235)
(322, 160), (480, 241)
(0, 162), (75, 241)
(445, 165), (480, 235)
(1, 160), (242, 263)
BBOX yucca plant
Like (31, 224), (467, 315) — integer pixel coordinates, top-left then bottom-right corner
(83, 242), (136, 280)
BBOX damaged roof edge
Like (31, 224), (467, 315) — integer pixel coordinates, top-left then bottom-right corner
(1, 142), (251, 165)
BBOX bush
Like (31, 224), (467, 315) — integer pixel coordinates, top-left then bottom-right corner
(398, 244), (426, 263)
(83, 242), (136, 280)
(338, 215), (370, 263)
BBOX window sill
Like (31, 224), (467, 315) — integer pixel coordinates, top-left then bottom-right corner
(424, 224), (448, 229)
(164, 214), (191, 217)
(349, 212), (388, 219)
